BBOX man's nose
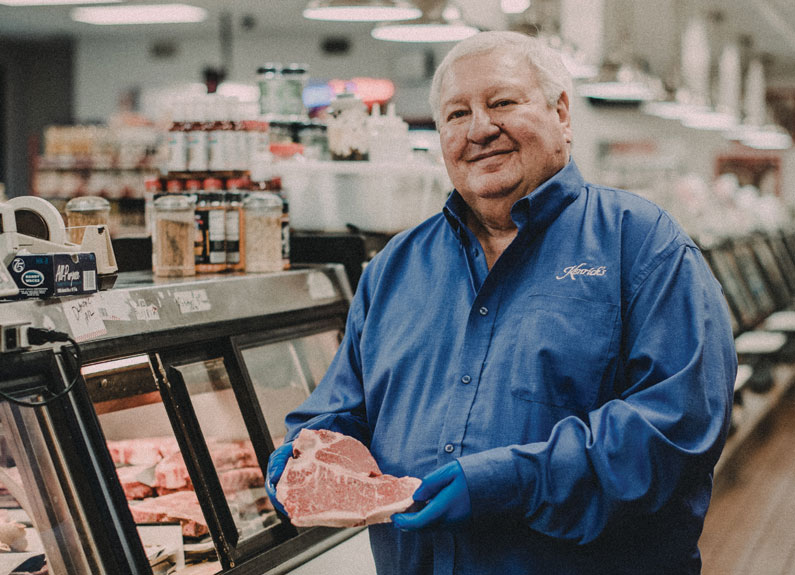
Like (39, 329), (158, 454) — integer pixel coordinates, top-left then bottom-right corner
(467, 108), (500, 143)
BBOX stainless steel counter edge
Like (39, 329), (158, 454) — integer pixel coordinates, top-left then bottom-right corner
(0, 264), (352, 347)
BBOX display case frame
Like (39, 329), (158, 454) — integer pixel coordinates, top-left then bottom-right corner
(0, 265), (359, 575)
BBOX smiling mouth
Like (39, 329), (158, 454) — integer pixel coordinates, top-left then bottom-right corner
(467, 150), (512, 162)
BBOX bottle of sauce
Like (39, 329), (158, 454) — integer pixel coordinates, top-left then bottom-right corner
(186, 97), (209, 173)
(166, 100), (188, 173)
(195, 178), (227, 273)
(225, 179), (246, 272)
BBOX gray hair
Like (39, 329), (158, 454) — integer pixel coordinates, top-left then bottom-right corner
(429, 31), (573, 127)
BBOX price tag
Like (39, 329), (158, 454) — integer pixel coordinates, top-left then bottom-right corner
(174, 289), (211, 314)
(132, 298), (160, 321)
(63, 296), (107, 342)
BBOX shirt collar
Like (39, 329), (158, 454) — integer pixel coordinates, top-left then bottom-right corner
(442, 159), (585, 241)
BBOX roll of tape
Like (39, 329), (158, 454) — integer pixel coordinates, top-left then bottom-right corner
(8, 196), (67, 245)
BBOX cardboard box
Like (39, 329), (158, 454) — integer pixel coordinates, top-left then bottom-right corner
(6, 252), (98, 299)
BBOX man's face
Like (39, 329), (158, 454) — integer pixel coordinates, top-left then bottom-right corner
(437, 48), (572, 208)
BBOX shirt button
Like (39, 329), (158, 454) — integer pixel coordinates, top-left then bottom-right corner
(444, 443), (455, 453)
(479, 306), (488, 316)
(461, 375), (471, 384)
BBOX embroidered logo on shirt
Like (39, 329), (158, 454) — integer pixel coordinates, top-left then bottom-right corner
(556, 263), (607, 280)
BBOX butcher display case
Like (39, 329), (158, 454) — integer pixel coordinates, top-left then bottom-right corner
(0, 266), (376, 575)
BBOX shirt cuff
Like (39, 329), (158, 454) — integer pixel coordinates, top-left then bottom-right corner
(458, 446), (530, 520)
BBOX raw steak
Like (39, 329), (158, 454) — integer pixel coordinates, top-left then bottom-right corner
(107, 437), (180, 467)
(153, 439), (259, 493)
(115, 465), (155, 500)
(129, 491), (209, 538)
(275, 429), (421, 527)
(219, 467), (264, 494)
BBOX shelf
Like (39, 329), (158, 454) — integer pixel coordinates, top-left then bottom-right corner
(35, 157), (158, 172)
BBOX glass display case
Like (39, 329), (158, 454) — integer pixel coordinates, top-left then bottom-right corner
(0, 265), (362, 575)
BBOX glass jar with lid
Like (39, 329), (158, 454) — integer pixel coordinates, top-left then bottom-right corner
(280, 63), (309, 118)
(153, 194), (196, 277)
(327, 91), (369, 161)
(65, 196), (111, 244)
(243, 192), (283, 273)
(257, 63), (284, 118)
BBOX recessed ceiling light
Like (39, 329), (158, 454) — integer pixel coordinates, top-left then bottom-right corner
(372, 21), (479, 43)
(500, 0), (530, 14)
(0, 0), (119, 5)
(71, 3), (207, 25)
(303, 0), (421, 22)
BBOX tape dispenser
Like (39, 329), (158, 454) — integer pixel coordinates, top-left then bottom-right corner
(1, 196), (118, 292)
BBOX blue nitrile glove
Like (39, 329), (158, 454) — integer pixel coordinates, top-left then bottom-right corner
(265, 441), (293, 517)
(391, 460), (472, 531)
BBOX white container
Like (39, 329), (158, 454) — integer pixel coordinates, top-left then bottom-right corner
(279, 158), (451, 234)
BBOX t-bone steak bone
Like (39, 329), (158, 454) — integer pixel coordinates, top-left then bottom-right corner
(276, 428), (421, 527)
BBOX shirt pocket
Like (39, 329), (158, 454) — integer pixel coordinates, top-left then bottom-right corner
(509, 295), (619, 412)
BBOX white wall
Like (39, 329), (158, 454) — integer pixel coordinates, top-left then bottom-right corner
(74, 30), (795, 207)
(75, 30), (446, 123)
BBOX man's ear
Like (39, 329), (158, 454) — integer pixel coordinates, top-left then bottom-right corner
(557, 91), (572, 144)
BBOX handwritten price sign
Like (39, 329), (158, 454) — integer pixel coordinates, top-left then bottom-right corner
(63, 296), (107, 342)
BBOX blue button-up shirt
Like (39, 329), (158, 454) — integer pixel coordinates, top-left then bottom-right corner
(285, 161), (737, 575)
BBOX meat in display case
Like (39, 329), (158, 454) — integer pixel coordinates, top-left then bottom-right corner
(0, 265), (361, 574)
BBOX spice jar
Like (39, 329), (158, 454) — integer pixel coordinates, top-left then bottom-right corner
(65, 196), (111, 244)
(225, 180), (246, 272)
(153, 194), (195, 277)
(280, 63), (308, 118)
(194, 179), (227, 273)
(243, 192), (283, 273)
(257, 63), (284, 118)
(327, 91), (369, 161)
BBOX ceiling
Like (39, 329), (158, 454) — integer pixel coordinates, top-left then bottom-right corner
(1, 0), (794, 81)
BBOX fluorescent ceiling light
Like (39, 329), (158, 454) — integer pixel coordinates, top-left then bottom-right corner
(71, 3), (207, 25)
(372, 21), (478, 42)
(0, 0), (119, 5)
(303, 0), (421, 22)
(679, 109), (739, 131)
(734, 126), (793, 150)
(501, 0), (530, 14)
(577, 82), (658, 103)
(641, 101), (687, 120)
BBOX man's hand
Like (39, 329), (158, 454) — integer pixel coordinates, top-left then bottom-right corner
(391, 460), (472, 531)
(265, 442), (293, 516)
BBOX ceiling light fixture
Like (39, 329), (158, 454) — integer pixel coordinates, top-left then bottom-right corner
(302, 0), (421, 22)
(575, 0), (662, 105)
(371, 19), (478, 42)
(71, 4), (207, 25)
(722, 58), (792, 150)
(736, 125), (793, 150)
(371, 0), (478, 43)
(0, 0), (119, 5)
(577, 63), (663, 104)
(500, 0), (530, 15)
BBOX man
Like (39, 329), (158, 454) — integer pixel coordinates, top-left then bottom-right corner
(267, 31), (737, 574)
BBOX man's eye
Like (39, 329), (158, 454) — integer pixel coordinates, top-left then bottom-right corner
(493, 100), (514, 108)
(446, 110), (468, 121)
